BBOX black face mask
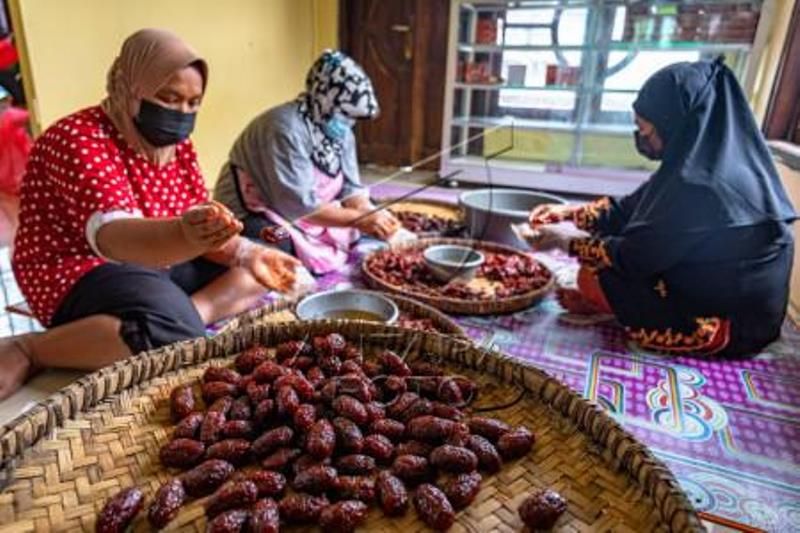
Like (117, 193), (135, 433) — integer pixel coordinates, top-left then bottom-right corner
(134, 99), (196, 147)
(634, 130), (663, 161)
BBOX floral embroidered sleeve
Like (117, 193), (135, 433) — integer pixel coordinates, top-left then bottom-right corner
(568, 229), (706, 278)
(570, 197), (611, 233)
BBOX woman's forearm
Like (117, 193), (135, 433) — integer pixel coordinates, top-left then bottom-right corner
(303, 203), (365, 227)
(95, 217), (205, 267)
(203, 237), (241, 266)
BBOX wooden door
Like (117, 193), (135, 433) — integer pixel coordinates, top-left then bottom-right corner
(341, 0), (448, 168)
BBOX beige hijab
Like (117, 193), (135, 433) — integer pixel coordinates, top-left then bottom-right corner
(101, 28), (208, 166)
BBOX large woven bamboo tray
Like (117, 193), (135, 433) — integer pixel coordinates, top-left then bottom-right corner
(375, 197), (465, 238)
(0, 321), (702, 532)
(218, 291), (467, 339)
(362, 238), (555, 315)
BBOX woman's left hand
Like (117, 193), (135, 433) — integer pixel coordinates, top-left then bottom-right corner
(237, 240), (301, 293)
(528, 223), (589, 252)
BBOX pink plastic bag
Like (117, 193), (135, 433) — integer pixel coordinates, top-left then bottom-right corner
(0, 106), (32, 196)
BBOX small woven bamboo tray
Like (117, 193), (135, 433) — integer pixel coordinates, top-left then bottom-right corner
(0, 321), (702, 532)
(362, 237), (555, 315)
(376, 197), (465, 238)
(217, 291), (467, 338)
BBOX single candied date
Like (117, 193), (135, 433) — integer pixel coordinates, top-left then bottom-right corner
(200, 411), (226, 445)
(252, 426), (294, 457)
(208, 396), (233, 416)
(467, 434), (502, 473)
(206, 480), (258, 518)
(206, 439), (252, 466)
(437, 378), (464, 406)
(386, 392), (420, 420)
(222, 420), (254, 440)
(431, 402), (464, 421)
(276, 385), (300, 417)
(332, 476), (376, 502)
(306, 366), (327, 388)
(280, 374), (315, 401)
(430, 444), (478, 473)
(235, 346), (268, 374)
(170, 385), (195, 423)
(160, 438), (205, 469)
(292, 454), (332, 478)
(313, 333), (346, 358)
(250, 498), (280, 533)
(275, 340), (312, 362)
(96, 487), (144, 533)
(380, 350), (411, 377)
(406, 415), (459, 443)
(497, 426), (535, 459)
(335, 454), (376, 475)
(203, 366), (242, 386)
(238, 470), (286, 498)
(397, 397), (434, 423)
(414, 483), (455, 531)
(396, 440), (434, 457)
(319, 500), (369, 533)
(253, 361), (286, 384)
(340, 359), (366, 377)
(409, 360), (443, 377)
(278, 494), (329, 524)
(376, 471), (409, 517)
(333, 395), (369, 426)
(442, 472), (482, 510)
(147, 479), (186, 529)
(446, 422), (471, 447)
(369, 418), (405, 442)
(365, 401), (386, 422)
(382, 375), (407, 401)
(292, 465), (338, 494)
(306, 419), (336, 459)
(337, 375), (373, 403)
(173, 411), (204, 439)
(180, 459), (234, 497)
(333, 417), (364, 454)
(206, 509), (250, 533)
(228, 396), (252, 421)
(293, 403), (317, 433)
(391, 454), (431, 485)
(518, 489), (567, 530)
(468, 416), (511, 442)
(261, 447), (301, 472)
(246, 381), (272, 404)
(202, 381), (238, 404)
(362, 434), (394, 463)
(260, 225), (290, 244)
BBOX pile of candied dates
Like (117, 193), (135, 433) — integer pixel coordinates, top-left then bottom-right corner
(96, 333), (566, 532)
(393, 211), (464, 237)
(366, 248), (552, 300)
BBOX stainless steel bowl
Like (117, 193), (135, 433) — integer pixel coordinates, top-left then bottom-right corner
(423, 244), (485, 283)
(459, 188), (566, 248)
(296, 289), (399, 324)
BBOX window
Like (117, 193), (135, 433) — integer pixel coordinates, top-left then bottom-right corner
(447, 0), (765, 181)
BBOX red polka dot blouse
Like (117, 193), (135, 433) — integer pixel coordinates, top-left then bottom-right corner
(12, 106), (208, 326)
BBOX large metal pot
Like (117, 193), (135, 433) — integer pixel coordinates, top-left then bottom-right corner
(459, 188), (566, 248)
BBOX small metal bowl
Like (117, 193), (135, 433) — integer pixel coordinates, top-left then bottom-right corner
(296, 289), (400, 324)
(423, 244), (485, 283)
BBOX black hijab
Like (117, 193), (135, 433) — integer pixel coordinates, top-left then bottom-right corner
(625, 58), (796, 236)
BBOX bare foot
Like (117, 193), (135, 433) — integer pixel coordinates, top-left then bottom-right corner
(0, 337), (35, 400)
(556, 287), (607, 315)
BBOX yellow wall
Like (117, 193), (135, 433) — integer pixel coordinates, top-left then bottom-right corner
(777, 160), (800, 324)
(10, 0), (339, 187)
(751, 0), (796, 122)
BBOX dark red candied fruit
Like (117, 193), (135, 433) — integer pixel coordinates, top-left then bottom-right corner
(199, 411), (226, 445)
(429, 444), (478, 473)
(497, 426), (535, 460)
(406, 415), (459, 444)
(467, 434), (502, 473)
(235, 346), (268, 374)
(278, 493), (329, 524)
(159, 438), (205, 469)
(292, 465), (338, 494)
(441, 472), (482, 510)
(205, 480), (258, 518)
(369, 418), (406, 442)
(391, 454), (431, 485)
(293, 403), (317, 433)
(169, 385), (195, 423)
(96, 487), (144, 533)
(222, 420), (254, 440)
(332, 395), (369, 426)
(306, 419), (336, 459)
(147, 479), (186, 529)
(249, 497), (280, 533)
(203, 366), (242, 386)
(246, 381), (272, 404)
(362, 434), (395, 464)
(334, 454), (376, 475)
(180, 459), (235, 497)
(275, 340), (312, 362)
(208, 396), (234, 416)
(252, 426), (294, 457)
(236, 470), (286, 498)
(518, 489), (567, 530)
(206, 439), (252, 466)
(252, 360), (286, 384)
(276, 385), (300, 417)
(331, 476), (376, 502)
(313, 333), (347, 358)
(228, 396), (252, 421)
(396, 440), (434, 457)
(318, 500), (369, 533)
(413, 483), (455, 531)
(206, 509), (250, 533)
(172, 411), (204, 439)
(261, 447), (302, 473)
(376, 471), (409, 517)
(467, 416), (511, 442)
(202, 382), (238, 404)
(332, 416), (364, 454)
(380, 350), (412, 377)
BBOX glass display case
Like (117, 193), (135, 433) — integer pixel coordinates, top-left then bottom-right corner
(440, 0), (774, 195)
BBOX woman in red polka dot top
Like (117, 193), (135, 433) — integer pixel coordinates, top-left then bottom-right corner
(0, 29), (300, 399)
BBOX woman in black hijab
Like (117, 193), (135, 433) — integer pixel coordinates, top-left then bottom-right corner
(530, 57), (796, 357)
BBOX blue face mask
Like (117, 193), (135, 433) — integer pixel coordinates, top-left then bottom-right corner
(323, 113), (355, 141)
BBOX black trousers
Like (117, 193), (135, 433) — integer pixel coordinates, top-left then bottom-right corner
(50, 259), (227, 354)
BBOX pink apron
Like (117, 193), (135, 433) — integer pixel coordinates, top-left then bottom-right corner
(238, 167), (360, 274)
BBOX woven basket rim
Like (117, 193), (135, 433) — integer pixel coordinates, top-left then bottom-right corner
(362, 237), (556, 314)
(0, 320), (702, 532)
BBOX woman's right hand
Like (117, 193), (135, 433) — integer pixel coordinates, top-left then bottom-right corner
(355, 210), (401, 240)
(180, 201), (243, 251)
(529, 203), (577, 227)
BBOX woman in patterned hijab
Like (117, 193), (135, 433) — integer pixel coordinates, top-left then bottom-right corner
(214, 50), (400, 274)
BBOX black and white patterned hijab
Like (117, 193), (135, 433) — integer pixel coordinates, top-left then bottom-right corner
(297, 50), (379, 177)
